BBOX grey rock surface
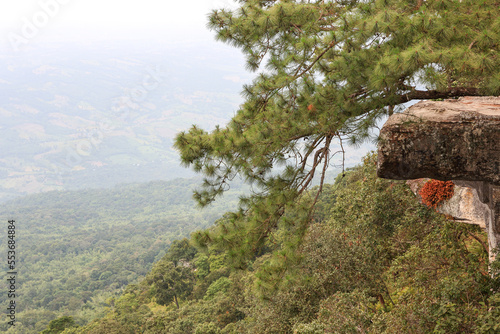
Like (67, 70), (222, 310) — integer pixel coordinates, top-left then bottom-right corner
(377, 97), (500, 262)
(377, 96), (500, 185)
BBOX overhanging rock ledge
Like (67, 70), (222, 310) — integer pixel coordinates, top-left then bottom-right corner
(377, 96), (500, 262)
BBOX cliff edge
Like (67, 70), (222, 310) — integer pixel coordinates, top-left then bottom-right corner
(377, 96), (500, 262)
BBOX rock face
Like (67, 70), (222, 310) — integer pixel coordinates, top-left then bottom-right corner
(406, 179), (488, 230)
(406, 178), (497, 261)
(377, 96), (500, 262)
(377, 96), (500, 185)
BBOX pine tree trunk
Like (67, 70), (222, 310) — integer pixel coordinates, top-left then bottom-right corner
(378, 294), (386, 310)
(174, 294), (179, 309)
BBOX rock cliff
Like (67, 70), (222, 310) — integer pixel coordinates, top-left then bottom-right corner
(377, 96), (500, 262)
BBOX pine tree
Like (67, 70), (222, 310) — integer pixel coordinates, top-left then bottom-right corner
(175, 0), (500, 266)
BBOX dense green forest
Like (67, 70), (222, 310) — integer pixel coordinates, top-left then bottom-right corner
(0, 178), (250, 333)
(4, 0), (497, 332)
(58, 155), (500, 334)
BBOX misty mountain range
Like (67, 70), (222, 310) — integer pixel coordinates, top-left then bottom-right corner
(0, 38), (371, 202)
(0, 39), (254, 201)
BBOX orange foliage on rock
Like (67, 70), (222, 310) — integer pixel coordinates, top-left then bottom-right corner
(419, 179), (455, 208)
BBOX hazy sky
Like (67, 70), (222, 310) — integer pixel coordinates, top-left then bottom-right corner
(0, 0), (238, 50)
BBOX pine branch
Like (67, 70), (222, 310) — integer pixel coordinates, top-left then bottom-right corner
(467, 231), (489, 256)
(399, 87), (482, 104)
(293, 40), (338, 79)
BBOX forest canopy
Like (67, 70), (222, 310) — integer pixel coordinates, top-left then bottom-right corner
(65, 155), (498, 334)
(174, 0), (500, 266)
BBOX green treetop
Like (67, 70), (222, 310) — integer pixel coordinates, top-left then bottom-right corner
(175, 0), (499, 266)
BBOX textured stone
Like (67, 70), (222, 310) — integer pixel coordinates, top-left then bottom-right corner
(407, 179), (488, 229)
(377, 96), (500, 185)
(377, 97), (500, 262)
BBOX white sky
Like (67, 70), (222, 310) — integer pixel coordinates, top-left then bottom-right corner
(0, 0), (238, 49)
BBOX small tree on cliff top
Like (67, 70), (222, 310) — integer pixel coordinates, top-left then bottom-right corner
(175, 0), (499, 266)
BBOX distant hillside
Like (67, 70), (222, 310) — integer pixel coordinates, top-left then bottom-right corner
(0, 177), (248, 333)
(0, 39), (252, 202)
(0, 38), (373, 203)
